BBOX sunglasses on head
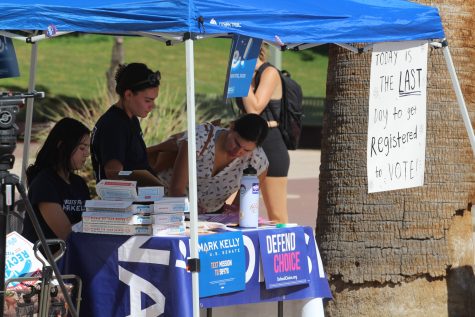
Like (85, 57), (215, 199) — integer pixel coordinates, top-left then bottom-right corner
(131, 71), (161, 89)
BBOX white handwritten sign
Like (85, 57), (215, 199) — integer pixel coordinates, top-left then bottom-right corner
(367, 41), (428, 193)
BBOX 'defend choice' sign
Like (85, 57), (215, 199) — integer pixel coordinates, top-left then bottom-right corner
(258, 227), (309, 289)
(0, 36), (20, 79)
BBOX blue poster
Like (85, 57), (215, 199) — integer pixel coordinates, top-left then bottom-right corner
(224, 34), (262, 98)
(258, 227), (310, 289)
(0, 36), (20, 79)
(198, 231), (245, 297)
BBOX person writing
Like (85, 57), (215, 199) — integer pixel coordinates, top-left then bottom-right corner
(156, 114), (269, 213)
(236, 45), (290, 223)
(91, 62), (161, 183)
(22, 118), (91, 251)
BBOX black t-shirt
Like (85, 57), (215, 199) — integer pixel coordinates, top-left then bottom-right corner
(91, 105), (151, 182)
(22, 168), (90, 246)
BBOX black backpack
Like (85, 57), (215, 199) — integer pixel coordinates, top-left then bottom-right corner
(255, 62), (303, 150)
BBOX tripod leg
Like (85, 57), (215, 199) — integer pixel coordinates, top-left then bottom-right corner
(0, 182), (15, 316)
(14, 179), (79, 317)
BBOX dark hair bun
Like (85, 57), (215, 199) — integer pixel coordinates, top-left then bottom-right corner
(115, 63), (161, 95)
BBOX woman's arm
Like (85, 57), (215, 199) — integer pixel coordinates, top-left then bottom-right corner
(168, 141), (189, 196)
(258, 168), (268, 184)
(241, 67), (280, 114)
(104, 159), (124, 179)
(38, 202), (72, 240)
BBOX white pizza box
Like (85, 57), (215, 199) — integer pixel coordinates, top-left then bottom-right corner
(152, 223), (186, 236)
(130, 204), (154, 213)
(83, 222), (152, 235)
(137, 186), (164, 198)
(85, 199), (133, 212)
(152, 213), (185, 224)
(5, 231), (47, 285)
(153, 197), (189, 213)
(96, 179), (138, 201)
(135, 195), (165, 203)
(82, 211), (152, 225)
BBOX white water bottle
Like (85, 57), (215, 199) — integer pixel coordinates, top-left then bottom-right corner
(239, 165), (259, 228)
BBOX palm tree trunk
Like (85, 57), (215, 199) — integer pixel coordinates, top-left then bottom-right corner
(106, 36), (124, 99)
(316, 1), (475, 316)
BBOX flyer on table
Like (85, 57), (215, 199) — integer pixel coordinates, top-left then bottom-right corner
(223, 34), (262, 99)
(198, 231), (245, 297)
(258, 227), (310, 289)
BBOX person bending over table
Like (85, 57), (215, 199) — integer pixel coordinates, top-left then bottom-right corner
(91, 62), (161, 183)
(22, 118), (91, 253)
(156, 114), (269, 213)
(235, 44), (290, 223)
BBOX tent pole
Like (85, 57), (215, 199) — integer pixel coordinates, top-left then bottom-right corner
(21, 41), (39, 185)
(185, 38), (200, 316)
(442, 44), (475, 157)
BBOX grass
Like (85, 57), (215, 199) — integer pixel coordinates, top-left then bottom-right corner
(1, 34), (328, 102)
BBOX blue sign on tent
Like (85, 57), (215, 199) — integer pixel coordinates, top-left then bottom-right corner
(224, 35), (262, 99)
(0, 36), (19, 79)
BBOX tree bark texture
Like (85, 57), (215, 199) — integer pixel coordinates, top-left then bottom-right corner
(316, 1), (475, 316)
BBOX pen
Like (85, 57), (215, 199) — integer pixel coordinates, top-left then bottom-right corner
(276, 223), (298, 228)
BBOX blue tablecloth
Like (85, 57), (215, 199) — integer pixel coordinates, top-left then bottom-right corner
(60, 226), (331, 317)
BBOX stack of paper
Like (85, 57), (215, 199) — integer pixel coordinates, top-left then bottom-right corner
(152, 197), (189, 236)
(83, 180), (188, 236)
(95, 180), (165, 202)
(82, 199), (153, 235)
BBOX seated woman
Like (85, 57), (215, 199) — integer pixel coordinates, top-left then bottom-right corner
(156, 114), (269, 213)
(22, 118), (91, 252)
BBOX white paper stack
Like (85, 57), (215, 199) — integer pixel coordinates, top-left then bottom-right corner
(96, 179), (138, 201)
(153, 197), (189, 213)
(96, 179), (165, 202)
(137, 186), (165, 202)
(151, 197), (189, 236)
(82, 222), (152, 235)
(84, 180), (188, 236)
(83, 211), (152, 225)
(83, 181), (168, 235)
(152, 222), (186, 236)
(82, 202), (154, 235)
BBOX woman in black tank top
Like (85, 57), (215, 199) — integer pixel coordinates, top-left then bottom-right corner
(236, 45), (290, 223)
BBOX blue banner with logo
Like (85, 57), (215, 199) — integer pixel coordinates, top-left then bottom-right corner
(223, 34), (262, 98)
(258, 227), (310, 289)
(0, 36), (19, 79)
(198, 231), (245, 297)
(61, 227), (331, 316)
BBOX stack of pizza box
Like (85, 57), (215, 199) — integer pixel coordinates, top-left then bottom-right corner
(82, 180), (162, 235)
(82, 179), (188, 236)
(151, 197), (189, 236)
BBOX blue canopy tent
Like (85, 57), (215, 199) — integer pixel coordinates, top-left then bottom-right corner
(0, 0), (471, 316)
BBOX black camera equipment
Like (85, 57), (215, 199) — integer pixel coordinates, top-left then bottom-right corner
(0, 91), (79, 317)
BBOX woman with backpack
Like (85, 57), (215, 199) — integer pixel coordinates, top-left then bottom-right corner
(236, 45), (290, 223)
